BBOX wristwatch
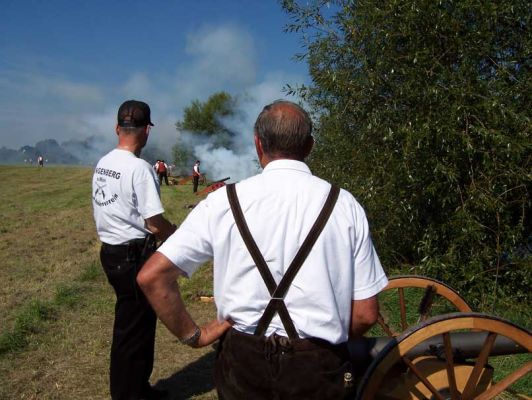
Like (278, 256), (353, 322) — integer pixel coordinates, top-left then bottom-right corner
(180, 326), (201, 347)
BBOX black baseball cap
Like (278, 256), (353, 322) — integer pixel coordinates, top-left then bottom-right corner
(117, 100), (154, 127)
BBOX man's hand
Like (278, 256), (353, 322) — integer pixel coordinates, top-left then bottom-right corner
(145, 214), (176, 242)
(195, 319), (233, 348)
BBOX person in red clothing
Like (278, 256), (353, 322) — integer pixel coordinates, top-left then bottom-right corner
(157, 160), (169, 186)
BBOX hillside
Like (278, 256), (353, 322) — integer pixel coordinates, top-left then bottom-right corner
(0, 136), (174, 167)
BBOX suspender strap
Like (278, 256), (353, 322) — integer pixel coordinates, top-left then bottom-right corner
(227, 183), (340, 339)
(227, 184), (297, 338)
(226, 184), (278, 294)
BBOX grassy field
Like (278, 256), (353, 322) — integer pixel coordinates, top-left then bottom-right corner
(0, 165), (529, 399)
(0, 165), (217, 399)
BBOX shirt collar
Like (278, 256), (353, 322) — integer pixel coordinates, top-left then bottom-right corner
(262, 159), (311, 174)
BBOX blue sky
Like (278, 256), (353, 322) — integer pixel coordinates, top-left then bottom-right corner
(0, 0), (310, 162)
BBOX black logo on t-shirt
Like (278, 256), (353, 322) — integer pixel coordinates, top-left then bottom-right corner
(94, 181), (107, 200)
(93, 181), (119, 206)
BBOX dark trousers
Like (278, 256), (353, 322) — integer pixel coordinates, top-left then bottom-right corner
(193, 175), (199, 192)
(158, 172), (168, 186)
(100, 239), (157, 400)
(214, 328), (354, 400)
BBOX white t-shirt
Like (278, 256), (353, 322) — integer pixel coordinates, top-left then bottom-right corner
(92, 149), (164, 245)
(158, 159), (388, 343)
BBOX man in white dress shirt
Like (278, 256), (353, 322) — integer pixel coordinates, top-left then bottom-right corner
(192, 160), (202, 193)
(138, 100), (388, 399)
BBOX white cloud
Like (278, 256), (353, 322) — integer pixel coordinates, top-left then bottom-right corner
(49, 79), (103, 104)
(122, 73), (152, 98)
(173, 24), (257, 100)
(2, 70), (103, 105)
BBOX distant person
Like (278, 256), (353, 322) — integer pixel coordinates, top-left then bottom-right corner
(192, 160), (202, 192)
(92, 100), (175, 400)
(153, 159), (160, 172)
(137, 100), (388, 400)
(157, 159), (169, 186)
(167, 163), (175, 177)
(37, 155), (44, 167)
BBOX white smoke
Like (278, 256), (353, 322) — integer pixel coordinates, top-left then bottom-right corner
(192, 142), (260, 183)
(174, 74), (307, 183)
(147, 25), (305, 182)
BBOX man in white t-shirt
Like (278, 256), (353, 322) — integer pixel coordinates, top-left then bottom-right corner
(137, 100), (388, 399)
(92, 100), (175, 400)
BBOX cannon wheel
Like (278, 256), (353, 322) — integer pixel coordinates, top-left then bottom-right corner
(357, 312), (532, 400)
(377, 276), (473, 336)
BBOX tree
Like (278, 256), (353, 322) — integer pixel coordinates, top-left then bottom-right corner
(176, 91), (236, 144)
(173, 91), (237, 173)
(282, 0), (531, 306)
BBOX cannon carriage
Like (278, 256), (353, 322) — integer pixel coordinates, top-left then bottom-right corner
(350, 276), (531, 399)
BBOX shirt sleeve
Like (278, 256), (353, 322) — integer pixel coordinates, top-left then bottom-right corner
(352, 202), (388, 300)
(135, 165), (164, 219)
(157, 199), (213, 277)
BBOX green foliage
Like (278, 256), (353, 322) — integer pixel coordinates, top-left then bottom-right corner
(172, 142), (193, 175)
(176, 91), (236, 136)
(173, 91), (238, 173)
(282, 0), (531, 306)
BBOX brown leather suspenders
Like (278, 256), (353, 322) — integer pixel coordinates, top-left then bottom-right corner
(226, 183), (340, 339)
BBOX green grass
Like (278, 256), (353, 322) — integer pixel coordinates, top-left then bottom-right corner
(0, 165), (220, 399)
(0, 300), (56, 355)
(0, 261), (106, 356)
(79, 261), (102, 282)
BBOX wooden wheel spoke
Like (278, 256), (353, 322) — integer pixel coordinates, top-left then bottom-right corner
(398, 287), (407, 331)
(442, 332), (461, 400)
(379, 275), (471, 337)
(381, 276), (472, 335)
(402, 357), (446, 400)
(475, 361), (532, 400)
(417, 285), (436, 322)
(462, 332), (497, 399)
(377, 313), (396, 337)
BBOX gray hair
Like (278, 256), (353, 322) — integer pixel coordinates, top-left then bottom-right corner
(254, 100), (313, 159)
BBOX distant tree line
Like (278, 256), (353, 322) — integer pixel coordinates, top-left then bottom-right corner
(281, 0), (530, 307)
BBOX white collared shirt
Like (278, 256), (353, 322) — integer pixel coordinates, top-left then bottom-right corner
(158, 159), (388, 343)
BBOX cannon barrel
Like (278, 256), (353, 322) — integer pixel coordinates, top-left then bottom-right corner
(349, 332), (528, 363)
